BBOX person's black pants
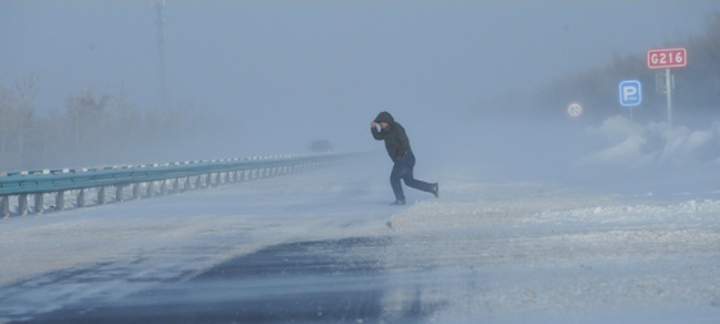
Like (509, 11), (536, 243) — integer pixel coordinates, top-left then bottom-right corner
(390, 153), (433, 201)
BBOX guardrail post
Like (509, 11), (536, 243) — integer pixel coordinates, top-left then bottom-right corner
(56, 191), (65, 211)
(195, 175), (202, 189)
(19, 194), (28, 216)
(116, 186), (124, 202)
(133, 183), (140, 199)
(206, 173), (212, 188)
(173, 178), (180, 194)
(146, 182), (154, 198)
(184, 177), (190, 191)
(77, 189), (86, 208)
(98, 187), (106, 205)
(34, 193), (44, 214)
(160, 180), (167, 196)
(1, 196), (9, 218)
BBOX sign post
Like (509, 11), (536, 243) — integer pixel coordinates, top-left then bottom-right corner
(619, 80), (642, 121)
(647, 47), (686, 126)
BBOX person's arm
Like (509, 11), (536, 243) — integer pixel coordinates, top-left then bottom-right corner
(371, 121), (384, 140)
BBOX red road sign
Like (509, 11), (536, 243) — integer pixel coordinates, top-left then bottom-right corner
(647, 48), (687, 69)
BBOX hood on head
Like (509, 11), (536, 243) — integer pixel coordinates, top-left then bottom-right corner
(374, 111), (394, 124)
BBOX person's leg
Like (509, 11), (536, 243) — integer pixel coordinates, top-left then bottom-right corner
(401, 154), (435, 193)
(402, 168), (434, 193)
(390, 162), (409, 202)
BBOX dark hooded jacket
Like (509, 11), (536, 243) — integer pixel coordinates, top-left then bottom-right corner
(371, 111), (413, 162)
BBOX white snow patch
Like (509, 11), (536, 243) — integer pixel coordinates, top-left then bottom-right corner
(581, 116), (720, 167)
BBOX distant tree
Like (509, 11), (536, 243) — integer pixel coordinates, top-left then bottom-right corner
(14, 74), (38, 169)
(678, 11), (720, 110)
(108, 85), (142, 163)
(0, 82), (16, 170)
(64, 87), (111, 165)
(42, 108), (70, 168)
(0, 77), (203, 172)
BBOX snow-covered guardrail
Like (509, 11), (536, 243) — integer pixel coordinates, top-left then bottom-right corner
(0, 152), (361, 218)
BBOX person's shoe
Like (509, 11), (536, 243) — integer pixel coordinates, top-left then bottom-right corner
(432, 183), (439, 198)
(390, 200), (406, 206)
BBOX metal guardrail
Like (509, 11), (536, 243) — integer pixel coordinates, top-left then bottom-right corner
(1, 152), (361, 218)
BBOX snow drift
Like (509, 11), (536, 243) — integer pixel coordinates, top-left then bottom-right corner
(581, 115), (720, 167)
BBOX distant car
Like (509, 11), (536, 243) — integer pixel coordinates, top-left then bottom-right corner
(309, 140), (333, 153)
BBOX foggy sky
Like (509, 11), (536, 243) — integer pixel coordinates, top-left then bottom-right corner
(2, 1), (719, 156)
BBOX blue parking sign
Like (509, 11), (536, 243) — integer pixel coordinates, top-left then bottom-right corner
(619, 80), (642, 107)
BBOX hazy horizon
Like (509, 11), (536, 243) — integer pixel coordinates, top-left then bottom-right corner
(2, 1), (720, 191)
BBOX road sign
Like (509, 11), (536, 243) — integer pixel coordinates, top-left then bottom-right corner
(647, 47), (687, 69)
(647, 47), (686, 125)
(567, 102), (582, 118)
(619, 80), (642, 107)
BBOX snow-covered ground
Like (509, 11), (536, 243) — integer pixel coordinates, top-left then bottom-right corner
(2, 116), (720, 323)
(388, 184), (720, 323)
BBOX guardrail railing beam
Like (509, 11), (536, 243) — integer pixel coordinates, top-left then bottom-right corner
(0, 152), (364, 219)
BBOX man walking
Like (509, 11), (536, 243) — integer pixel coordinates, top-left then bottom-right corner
(371, 111), (438, 205)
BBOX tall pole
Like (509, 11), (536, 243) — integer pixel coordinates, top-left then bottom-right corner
(665, 68), (672, 126)
(155, 0), (167, 109)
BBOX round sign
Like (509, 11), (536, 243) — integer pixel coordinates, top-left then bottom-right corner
(567, 102), (583, 118)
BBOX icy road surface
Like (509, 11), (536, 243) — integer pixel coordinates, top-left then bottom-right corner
(1, 157), (720, 323)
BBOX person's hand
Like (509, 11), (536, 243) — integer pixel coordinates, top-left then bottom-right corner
(371, 121), (377, 128)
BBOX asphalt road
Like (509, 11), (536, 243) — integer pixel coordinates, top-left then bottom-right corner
(16, 236), (438, 323)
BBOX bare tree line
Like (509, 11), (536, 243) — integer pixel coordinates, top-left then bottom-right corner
(0, 76), (198, 172)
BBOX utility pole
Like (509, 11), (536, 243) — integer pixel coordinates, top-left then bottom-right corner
(155, 0), (167, 109)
